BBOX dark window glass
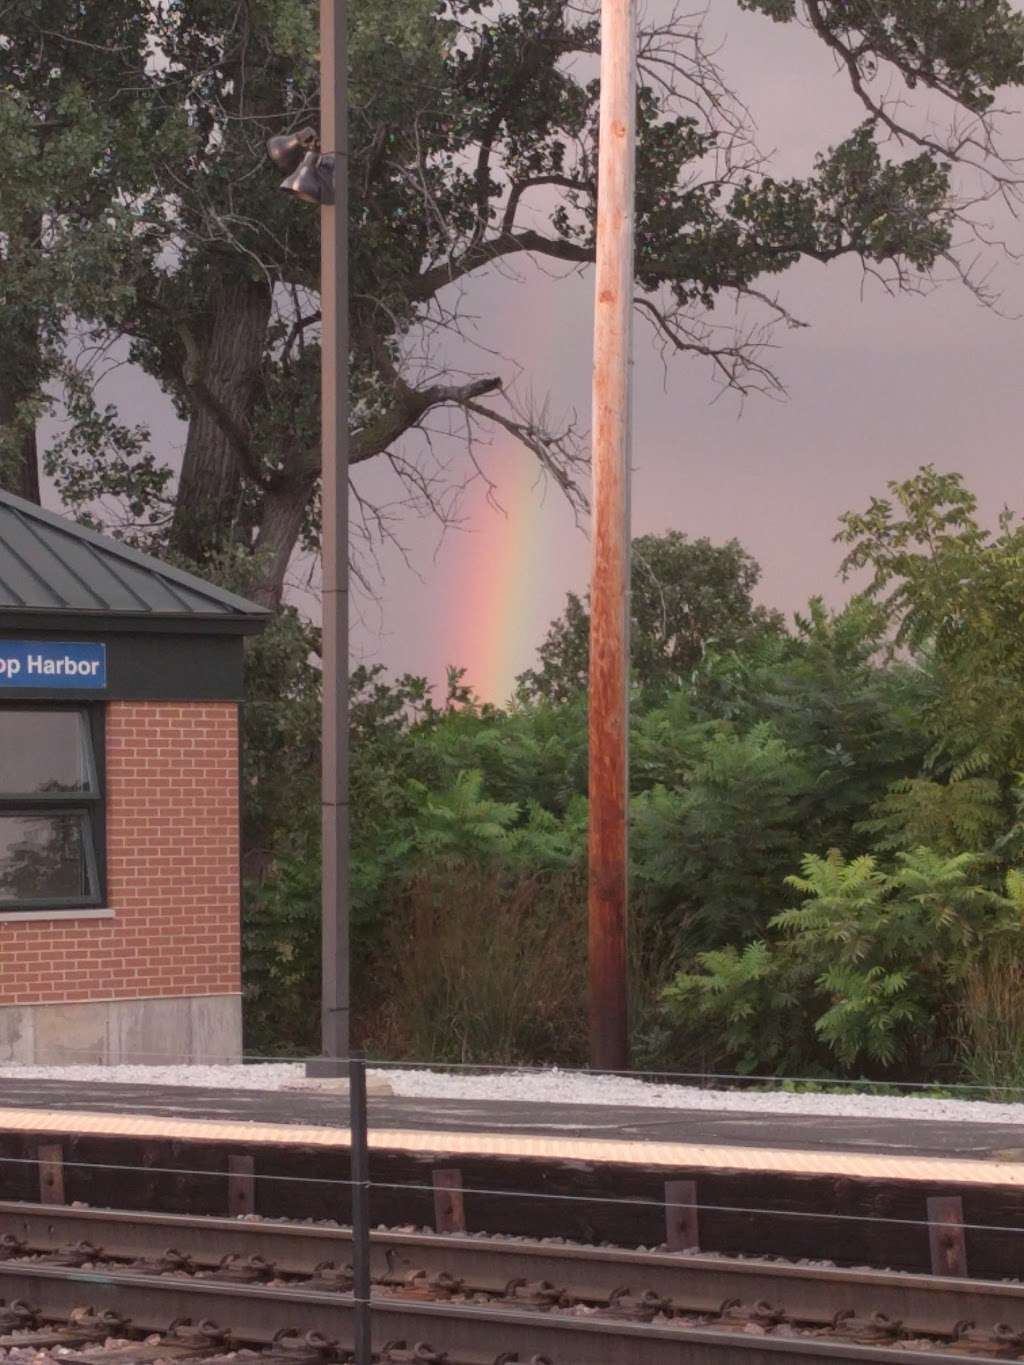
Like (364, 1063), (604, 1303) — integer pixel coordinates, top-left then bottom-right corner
(0, 813), (95, 901)
(0, 710), (93, 794)
(0, 706), (103, 909)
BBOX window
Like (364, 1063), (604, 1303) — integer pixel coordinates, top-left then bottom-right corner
(0, 708), (104, 910)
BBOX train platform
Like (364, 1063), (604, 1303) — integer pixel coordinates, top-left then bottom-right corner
(0, 1075), (1023, 1185)
(4, 1074), (1024, 1271)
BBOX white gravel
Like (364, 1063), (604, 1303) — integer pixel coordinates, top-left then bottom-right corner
(2, 1061), (1024, 1126)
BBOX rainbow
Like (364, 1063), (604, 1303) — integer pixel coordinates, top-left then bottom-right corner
(448, 455), (579, 705)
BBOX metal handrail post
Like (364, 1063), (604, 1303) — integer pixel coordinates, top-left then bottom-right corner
(348, 1049), (371, 1363)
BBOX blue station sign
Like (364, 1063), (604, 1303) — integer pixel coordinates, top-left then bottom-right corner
(0, 641), (107, 689)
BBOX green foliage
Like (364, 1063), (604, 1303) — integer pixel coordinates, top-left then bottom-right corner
(631, 691), (718, 790)
(632, 723), (814, 949)
(242, 843), (321, 1056)
(6, 0), (1012, 608)
(860, 778), (1006, 856)
(778, 849), (1005, 1068)
(0, 1), (184, 497)
(692, 597), (935, 863)
(242, 476), (1024, 1082)
(739, 0), (1024, 113)
(409, 696), (589, 815)
(662, 940), (817, 1075)
(519, 532), (784, 702)
(626, 594), (937, 967)
(240, 658), (462, 1048)
(240, 663), (590, 1053)
(41, 370), (172, 536)
(405, 770), (519, 868)
(727, 123), (954, 274)
(838, 466), (1024, 775)
(665, 848), (1024, 1076)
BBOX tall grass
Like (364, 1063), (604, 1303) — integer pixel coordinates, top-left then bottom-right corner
(368, 867), (588, 1065)
(958, 953), (1024, 1098)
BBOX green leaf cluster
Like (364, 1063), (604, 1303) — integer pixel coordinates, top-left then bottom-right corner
(664, 849), (1024, 1074)
(6, 0), (1018, 605)
(240, 487), (1024, 1081)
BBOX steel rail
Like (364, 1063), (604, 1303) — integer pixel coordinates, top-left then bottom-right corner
(0, 1260), (1008, 1365)
(1, 1200), (1021, 1340)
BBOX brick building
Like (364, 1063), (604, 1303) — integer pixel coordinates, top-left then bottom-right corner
(0, 489), (269, 1063)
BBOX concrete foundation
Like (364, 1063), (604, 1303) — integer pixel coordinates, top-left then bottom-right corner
(0, 994), (241, 1065)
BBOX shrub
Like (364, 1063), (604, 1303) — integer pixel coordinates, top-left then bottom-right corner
(662, 848), (1024, 1077)
(242, 847), (320, 1057)
(660, 940), (820, 1075)
(632, 723), (814, 950)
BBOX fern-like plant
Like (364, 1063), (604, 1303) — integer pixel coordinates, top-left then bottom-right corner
(663, 846), (1024, 1076)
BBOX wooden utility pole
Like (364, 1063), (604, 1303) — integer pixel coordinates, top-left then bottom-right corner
(317, 0), (351, 1072)
(588, 0), (636, 1071)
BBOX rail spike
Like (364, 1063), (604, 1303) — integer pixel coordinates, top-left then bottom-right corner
(167, 1316), (230, 1345)
(0, 1300), (38, 1331)
(377, 1343), (445, 1363)
(832, 1308), (903, 1342)
(268, 1326), (337, 1358)
(0, 1234), (26, 1261)
(66, 1305), (129, 1337)
(953, 1320), (1023, 1358)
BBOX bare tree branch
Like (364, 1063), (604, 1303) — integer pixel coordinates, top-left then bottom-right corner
(351, 374), (503, 465)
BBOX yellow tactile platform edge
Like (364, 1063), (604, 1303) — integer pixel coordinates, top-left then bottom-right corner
(0, 1106), (1020, 1187)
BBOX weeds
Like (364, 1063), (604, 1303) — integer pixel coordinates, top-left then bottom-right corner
(958, 954), (1024, 1099)
(368, 867), (587, 1065)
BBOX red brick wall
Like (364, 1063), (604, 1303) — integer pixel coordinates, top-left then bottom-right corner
(0, 702), (240, 1006)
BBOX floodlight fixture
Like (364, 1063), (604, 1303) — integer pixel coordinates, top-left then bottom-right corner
(266, 127), (317, 174)
(279, 150), (336, 205)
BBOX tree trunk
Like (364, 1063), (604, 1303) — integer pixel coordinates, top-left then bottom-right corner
(0, 409), (40, 502)
(0, 334), (41, 504)
(170, 275), (273, 564)
(251, 470), (319, 609)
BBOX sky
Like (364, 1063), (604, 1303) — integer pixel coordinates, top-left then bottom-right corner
(342, 0), (1024, 701)
(51, 0), (1024, 704)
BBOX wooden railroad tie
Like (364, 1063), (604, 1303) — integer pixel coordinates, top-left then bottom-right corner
(432, 1168), (466, 1234)
(37, 1143), (66, 1206)
(227, 1155), (256, 1217)
(927, 1194), (968, 1278)
(664, 1179), (699, 1252)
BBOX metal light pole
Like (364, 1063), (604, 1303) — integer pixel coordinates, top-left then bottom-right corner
(268, 6), (349, 1074)
(588, 0), (636, 1072)
(317, 0), (351, 1074)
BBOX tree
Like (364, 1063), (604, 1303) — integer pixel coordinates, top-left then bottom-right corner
(2, 0), (1022, 607)
(837, 467), (1024, 775)
(632, 721), (815, 949)
(694, 596), (935, 843)
(519, 531), (785, 700)
(0, 1), (179, 502)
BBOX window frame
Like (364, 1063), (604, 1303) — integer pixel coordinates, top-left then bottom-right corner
(0, 704), (106, 913)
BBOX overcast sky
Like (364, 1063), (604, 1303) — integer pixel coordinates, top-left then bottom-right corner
(344, 0), (1024, 700)
(56, 0), (1024, 702)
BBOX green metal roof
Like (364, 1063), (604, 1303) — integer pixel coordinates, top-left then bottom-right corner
(0, 489), (271, 634)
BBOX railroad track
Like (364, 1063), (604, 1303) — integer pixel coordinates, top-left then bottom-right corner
(1, 1200), (1023, 1362)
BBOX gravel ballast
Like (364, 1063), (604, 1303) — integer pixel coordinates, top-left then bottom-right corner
(1, 1061), (1024, 1126)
